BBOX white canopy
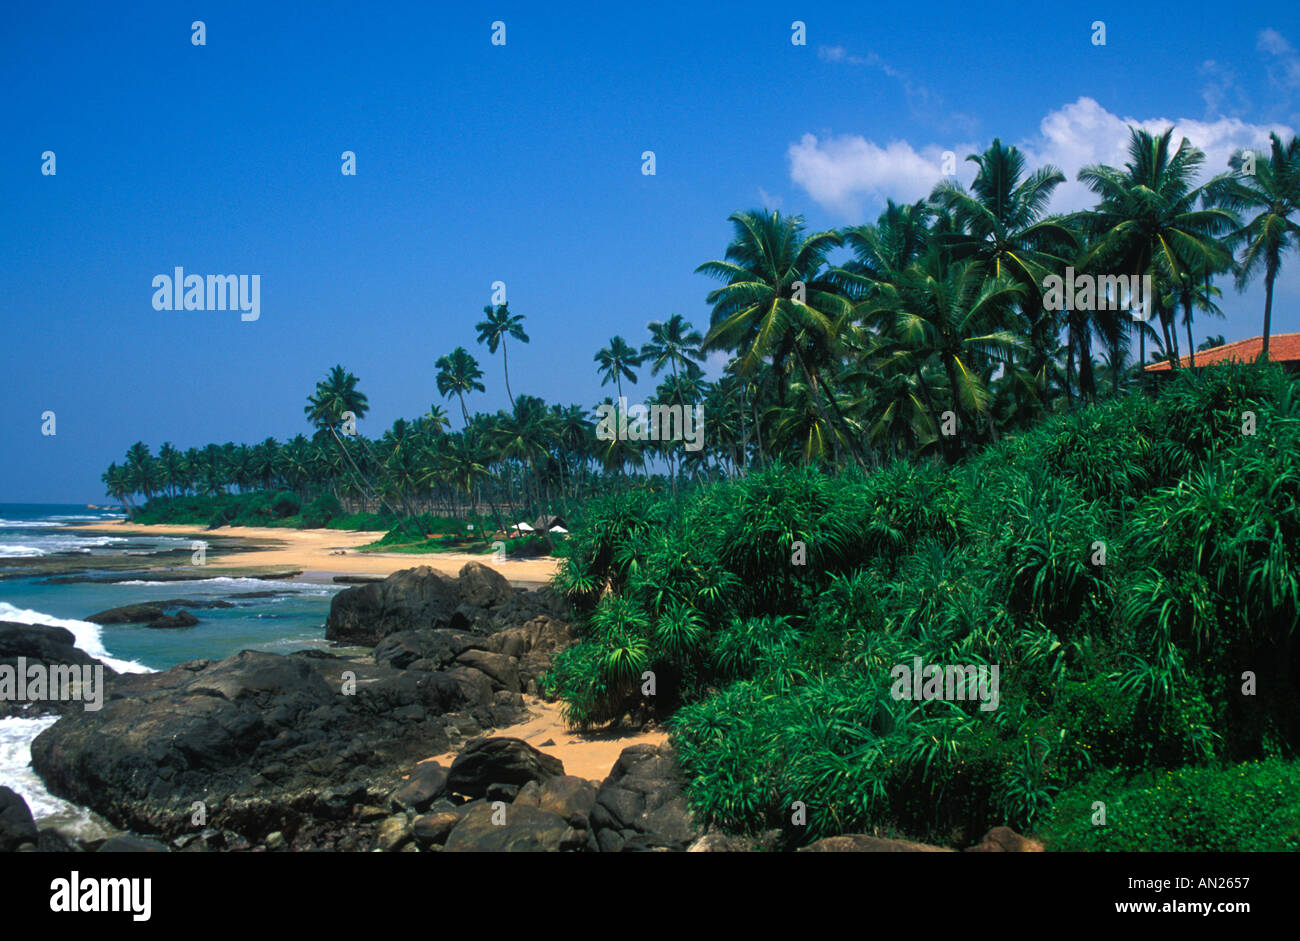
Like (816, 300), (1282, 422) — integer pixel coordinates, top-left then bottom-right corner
(549, 525), (568, 534)
(513, 522), (535, 532)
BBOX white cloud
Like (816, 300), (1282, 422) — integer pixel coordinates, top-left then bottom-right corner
(788, 97), (1294, 220)
(788, 134), (978, 221)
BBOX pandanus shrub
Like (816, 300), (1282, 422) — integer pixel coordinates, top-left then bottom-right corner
(545, 364), (1300, 842)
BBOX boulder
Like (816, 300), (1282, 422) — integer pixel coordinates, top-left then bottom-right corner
(388, 762), (448, 813)
(84, 605), (199, 629)
(98, 834), (171, 853)
(325, 567), (461, 646)
(0, 622), (113, 718)
(798, 835), (954, 852)
(0, 787), (38, 852)
(964, 826), (1045, 852)
(589, 744), (703, 852)
(412, 812), (461, 846)
(30, 649), (479, 842)
(454, 649), (520, 693)
(443, 802), (570, 852)
(447, 737), (565, 799)
(458, 562), (512, 609)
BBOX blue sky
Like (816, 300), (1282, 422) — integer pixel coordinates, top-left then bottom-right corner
(3, 1), (1299, 501)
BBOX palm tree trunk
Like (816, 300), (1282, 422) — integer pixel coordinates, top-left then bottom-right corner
(503, 341), (515, 408)
(1262, 265), (1277, 361)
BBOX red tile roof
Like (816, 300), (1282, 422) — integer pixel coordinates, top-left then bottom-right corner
(1145, 333), (1300, 371)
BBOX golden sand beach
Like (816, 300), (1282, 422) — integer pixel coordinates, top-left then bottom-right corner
(69, 521), (561, 585)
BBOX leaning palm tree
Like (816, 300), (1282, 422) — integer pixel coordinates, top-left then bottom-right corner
(1210, 132), (1300, 360)
(435, 347), (486, 425)
(594, 336), (642, 400)
(641, 314), (705, 379)
(475, 303), (530, 408)
(1077, 127), (1237, 373)
(304, 365), (387, 516)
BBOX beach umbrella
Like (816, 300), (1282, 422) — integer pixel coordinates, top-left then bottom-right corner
(514, 522), (535, 532)
(549, 525), (568, 533)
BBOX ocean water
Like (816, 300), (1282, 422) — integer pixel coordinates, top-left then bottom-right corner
(0, 503), (343, 838)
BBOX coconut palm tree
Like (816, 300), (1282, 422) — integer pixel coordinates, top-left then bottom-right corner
(475, 303), (530, 408)
(1077, 127), (1237, 373)
(1211, 133), (1300, 360)
(641, 314), (705, 379)
(697, 210), (850, 390)
(435, 347), (486, 425)
(594, 336), (642, 400)
(861, 256), (1026, 459)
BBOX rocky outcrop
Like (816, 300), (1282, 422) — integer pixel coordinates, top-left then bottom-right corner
(325, 565), (566, 647)
(458, 562), (512, 609)
(0, 621), (114, 718)
(0, 787), (38, 852)
(487, 616), (575, 694)
(589, 744), (703, 852)
(325, 567), (463, 646)
(29, 649), (489, 841)
(447, 737), (564, 800)
(443, 802), (577, 852)
(85, 604), (201, 629)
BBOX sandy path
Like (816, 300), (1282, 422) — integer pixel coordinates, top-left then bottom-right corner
(420, 696), (667, 782)
(68, 521), (561, 584)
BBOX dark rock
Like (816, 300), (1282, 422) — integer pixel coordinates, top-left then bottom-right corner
(454, 649), (520, 693)
(325, 567), (461, 646)
(98, 834), (171, 852)
(443, 802), (570, 852)
(85, 605), (200, 629)
(536, 775), (597, 826)
(447, 737), (565, 799)
(589, 744), (703, 852)
(37, 828), (79, 852)
(0, 622), (113, 717)
(458, 562), (512, 609)
(30, 649), (479, 841)
(389, 762), (447, 812)
(144, 610), (199, 629)
(0, 786), (39, 852)
(412, 812), (460, 846)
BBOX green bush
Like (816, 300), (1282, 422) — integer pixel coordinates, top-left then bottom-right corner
(544, 364), (1300, 844)
(1040, 760), (1300, 851)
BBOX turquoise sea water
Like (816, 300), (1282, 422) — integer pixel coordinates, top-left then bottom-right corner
(0, 502), (342, 835)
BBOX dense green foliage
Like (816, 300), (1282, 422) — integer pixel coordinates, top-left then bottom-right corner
(545, 365), (1300, 844)
(134, 490), (389, 531)
(1041, 759), (1300, 851)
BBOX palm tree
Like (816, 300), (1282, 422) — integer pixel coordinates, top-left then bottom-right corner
(420, 403), (451, 435)
(697, 209), (850, 385)
(929, 141), (1078, 397)
(435, 347), (486, 425)
(1212, 133), (1300, 360)
(475, 303), (530, 408)
(304, 365), (389, 517)
(102, 463), (134, 516)
(861, 256), (1026, 459)
(1077, 127), (1237, 374)
(594, 336), (642, 400)
(641, 314), (704, 379)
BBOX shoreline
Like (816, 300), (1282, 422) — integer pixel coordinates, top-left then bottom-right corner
(62, 521), (561, 586)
